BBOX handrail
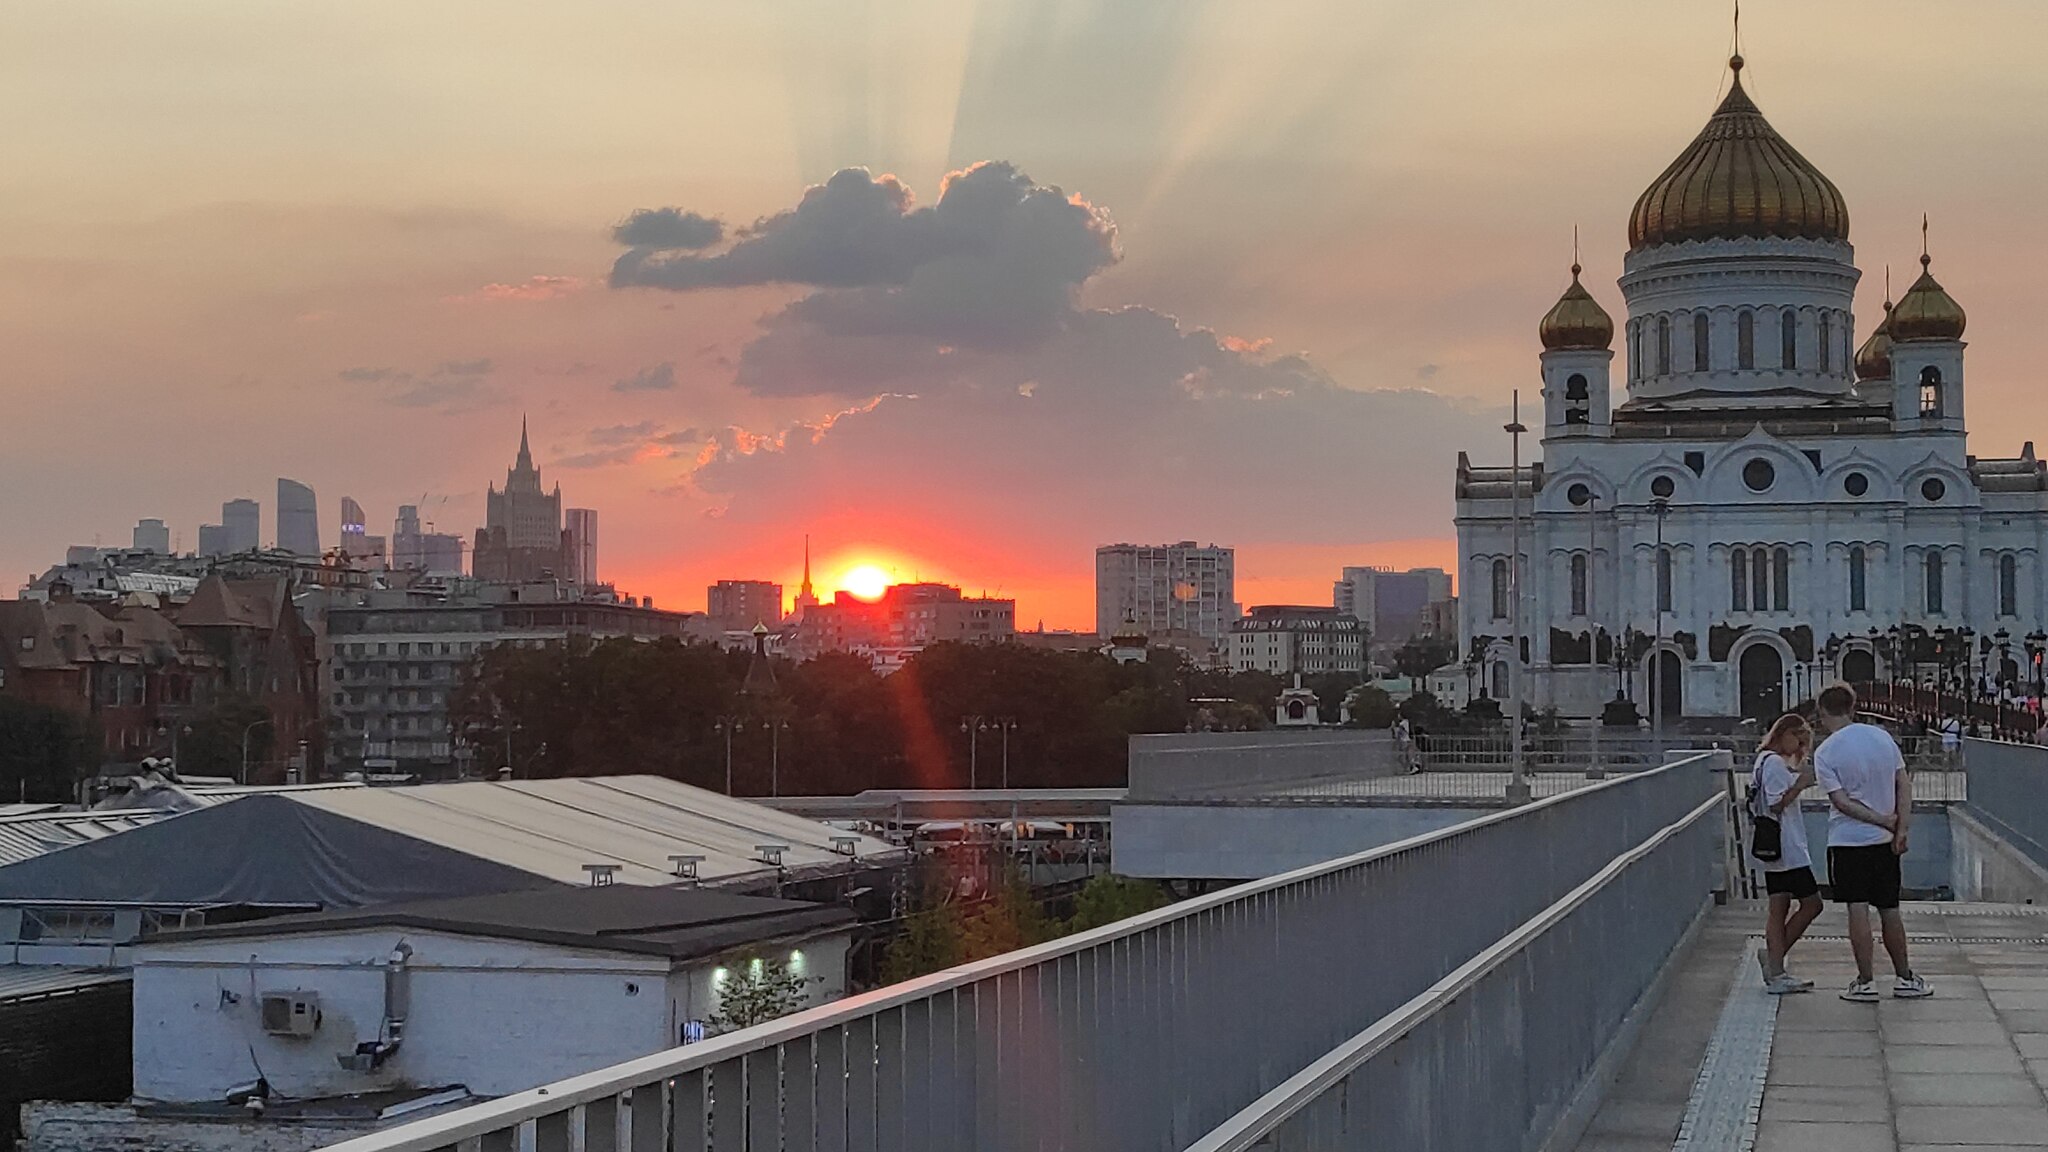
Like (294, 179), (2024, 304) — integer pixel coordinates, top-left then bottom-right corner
(320, 751), (1723, 1152)
(1184, 789), (1726, 1152)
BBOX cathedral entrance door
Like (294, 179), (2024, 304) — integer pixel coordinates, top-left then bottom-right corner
(1739, 644), (1785, 723)
(1651, 650), (1683, 722)
(1841, 649), (1876, 686)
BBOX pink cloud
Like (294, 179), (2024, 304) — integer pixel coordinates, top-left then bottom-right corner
(446, 275), (587, 303)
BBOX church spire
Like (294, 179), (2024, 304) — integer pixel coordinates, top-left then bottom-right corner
(800, 534), (813, 598)
(516, 414), (534, 473)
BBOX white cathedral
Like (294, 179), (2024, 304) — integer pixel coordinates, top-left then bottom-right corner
(1455, 53), (2047, 725)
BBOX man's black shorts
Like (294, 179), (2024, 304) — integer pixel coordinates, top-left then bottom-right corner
(1828, 844), (1902, 909)
(1764, 865), (1819, 899)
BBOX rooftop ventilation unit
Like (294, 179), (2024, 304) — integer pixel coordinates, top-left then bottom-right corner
(583, 864), (621, 887)
(755, 844), (788, 867)
(668, 854), (705, 880)
(259, 991), (321, 1037)
(830, 836), (860, 857)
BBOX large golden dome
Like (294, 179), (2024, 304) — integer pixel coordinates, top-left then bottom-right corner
(1628, 57), (1849, 251)
(1889, 253), (1966, 341)
(1538, 264), (1614, 351)
(1853, 300), (1893, 380)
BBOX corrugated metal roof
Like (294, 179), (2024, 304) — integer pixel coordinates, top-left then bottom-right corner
(281, 776), (899, 887)
(180, 782), (366, 808)
(0, 965), (130, 1004)
(0, 810), (167, 866)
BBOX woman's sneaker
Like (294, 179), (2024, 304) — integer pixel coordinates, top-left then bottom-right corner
(1893, 974), (1933, 999)
(1765, 974), (1812, 995)
(1777, 972), (1815, 991)
(1840, 979), (1880, 1002)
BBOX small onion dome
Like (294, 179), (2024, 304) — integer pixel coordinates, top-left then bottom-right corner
(1629, 56), (1849, 251)
(1853, 300), (1894, 380)
(1538, 264), (1614, 351)
(1888, 253), (1967, 341)
(1110, 619), (1148, 647)
(752, 622), (770, 636)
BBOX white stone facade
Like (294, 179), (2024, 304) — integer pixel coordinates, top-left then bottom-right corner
(1455, 63), (2047, 723)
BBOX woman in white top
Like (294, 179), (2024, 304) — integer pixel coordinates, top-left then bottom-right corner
(1753, 712), (1822, 993)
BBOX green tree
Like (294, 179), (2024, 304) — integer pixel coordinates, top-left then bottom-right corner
(1393, 636), (1458, 692)
(707, 956), (817, 1034)
(1344, 683), (1399, 729)
(0, 698), (93, 803)
(173, 693), (273, 781)
(1064, 873), (1170, 933)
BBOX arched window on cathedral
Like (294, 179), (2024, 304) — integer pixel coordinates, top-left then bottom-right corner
(1490, 558), (1508, 620)
(1738, 310), (1755, 369)
(1491, 662), (1507, 699)
(1926, 551), (1945, 615)
(1564, 373), (1589, 424)
(1570, 553), (1588, 616)
(1920, 367), (1943, 418)
(1781, 310), (1798, 370)
(1818, 312), (1832, 373)
(1848, 546), (1867, 613)
(1657, 316), (1671, 375)
(1656, 547), (1673, 613)
(1629, 321), (1642, 382)
(2000, 553), (2018, 616)
(1752, 548), (1770, 613)
(1773, 547), (1791, 612)
(1693, 313), (1710, 372)
(1731, 547), (1749, 611)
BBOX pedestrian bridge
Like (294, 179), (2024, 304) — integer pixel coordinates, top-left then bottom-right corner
(322, 740), (2048, 1152)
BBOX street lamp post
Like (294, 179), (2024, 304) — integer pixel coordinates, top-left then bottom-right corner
(960, 715), (988, 790)
(761, 719), (790, 797)
(240, 717), (275, 786)
(713, 716), (738, 795)
(1505, 392), (1530, 805)
(996, 717), (1018, 789)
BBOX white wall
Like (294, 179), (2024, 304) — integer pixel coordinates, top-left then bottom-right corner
(666, 933), (853, 1042)
(134, 928), (673, 1101)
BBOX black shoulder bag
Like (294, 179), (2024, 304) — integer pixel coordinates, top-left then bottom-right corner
(1748, 754), (1782, 862)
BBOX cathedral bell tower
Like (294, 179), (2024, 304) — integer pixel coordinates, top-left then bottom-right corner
(1538, 262), (1615, 439)
(1887, 246), (1968, 433)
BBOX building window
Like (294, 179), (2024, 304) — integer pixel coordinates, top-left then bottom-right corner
(1657, 315), (1671, 375)
(1818, 312), (1832, 373)
(1772, 547), (1790, 612)
(1926, 551), (1945, 615)
(1844, 471), (1869, 497)
(1565, 374), (1588, 400)
(1848, 546), (1867, 612)
(1781, 310), (1798, 369)
(1731, 548), (1749, 611)
(1738, 310), (1755, 368)
(1650, 474), (1675, 499)
(1656, 547), (1673, 613)
(1629, 321), (1642, 381)
(1693, 312), (1710, 372)
(1743, 458), (1776, 493)
(1490, 559), (1508, 620)
(1570, 553), (1588, 616)
(1751, 548), (1769, 613)
(2000, 553), (2018, 616)
(1919, 366), (1942, 417)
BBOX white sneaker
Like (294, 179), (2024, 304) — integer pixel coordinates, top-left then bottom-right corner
(1893, 974), (1933, 999)
(1840, 979), (1880, 1002)
(1765, 974), (1811, 996)
(1778, 972), (1814, 991)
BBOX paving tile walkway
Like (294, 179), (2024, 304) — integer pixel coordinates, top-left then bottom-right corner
(1574, 902), (2048, 1152)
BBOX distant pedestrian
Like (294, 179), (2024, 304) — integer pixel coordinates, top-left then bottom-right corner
(1750, 714), (1821, 993)
(1813, 684), (1931, 1001)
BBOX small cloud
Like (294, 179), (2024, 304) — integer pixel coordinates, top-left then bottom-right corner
(588, 420), (660, 446)
(340, 366), (401, 383)
(611, 208), (724, 250)
(448, 275), (587, 303)
(436, 358), (494, 376)
(554, 446), (641, 469)
(391, 376), (490, 409)
(1220, 335), (1273, 355)
(1416, 363), (1440, 381)
(655, 428), (701, 445)
(613, 362), (677, 393)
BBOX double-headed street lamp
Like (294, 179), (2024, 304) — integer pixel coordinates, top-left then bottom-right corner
(960, 715), (989, 790)
(996, 717), (1018, 789)
(761, 719), (791, 797)
(713, 715), (739, 795)
(240, 717), (274, 786)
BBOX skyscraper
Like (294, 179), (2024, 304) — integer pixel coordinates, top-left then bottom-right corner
(338, 497), (384, 566)
(708, 580), (783, 630)
(392, 505), (464, 575)
(223, 498), (261, 553)
(197, 524), (231, 557)
(132, 518), (171, 554)
(565, 508), (598, 585)
(473, 418), (569, 582)
(791, 535), (819, 618)
(1095, 542), (1238, 642)
(277, 479), (320, 557)
(1333, 567), (1454, 647)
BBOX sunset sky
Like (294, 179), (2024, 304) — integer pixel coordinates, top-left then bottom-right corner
(8, 1), (2048, 629)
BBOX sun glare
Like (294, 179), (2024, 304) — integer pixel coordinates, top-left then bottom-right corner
(840, 564), (891, 600)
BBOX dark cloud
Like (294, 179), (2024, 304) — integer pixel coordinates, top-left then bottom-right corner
(436, 358), (494, 376)
(610, 208), (724, 250)
(613, 362), (678, 393)
(390, 376), (491, 409)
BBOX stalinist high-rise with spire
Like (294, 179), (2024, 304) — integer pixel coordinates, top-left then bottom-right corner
(473, 418), (573, 582)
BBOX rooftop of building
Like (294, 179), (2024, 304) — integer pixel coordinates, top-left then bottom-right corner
(143, 883), (856, 962)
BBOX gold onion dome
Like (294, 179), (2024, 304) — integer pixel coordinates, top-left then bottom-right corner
(1538, 264), (1614, 351)
(1888, 253), (1966, 341)
(1628, 56), (1849, 251)
(1853, 300), (1894, 380)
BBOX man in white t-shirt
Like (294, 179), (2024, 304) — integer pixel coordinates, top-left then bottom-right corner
(1812, 684), (1931, 1001)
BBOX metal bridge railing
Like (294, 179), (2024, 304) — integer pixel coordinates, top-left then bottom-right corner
(1184, 789), (1723, 1152)
(319, 753), (1726, 1152)
(1961, 737), (2048, 871)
